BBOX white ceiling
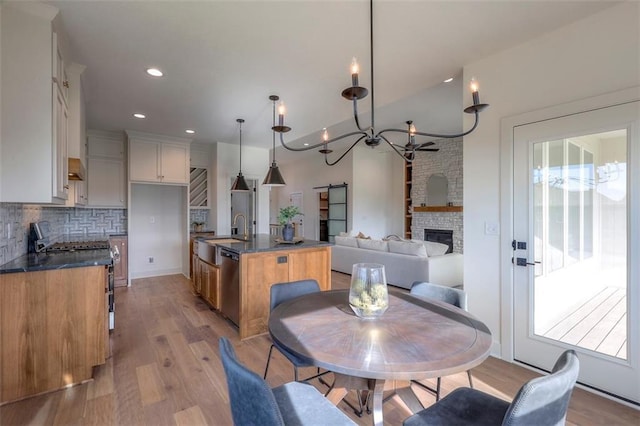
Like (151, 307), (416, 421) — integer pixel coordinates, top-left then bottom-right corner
(44, 0), (617, 151)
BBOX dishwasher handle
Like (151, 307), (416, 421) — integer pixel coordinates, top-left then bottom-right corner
(220, 249), (239, 261)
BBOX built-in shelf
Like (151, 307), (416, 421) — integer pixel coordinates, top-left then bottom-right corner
(413, 206), (463, 212)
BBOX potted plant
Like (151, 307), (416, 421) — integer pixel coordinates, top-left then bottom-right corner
(278, 205), (302, 241)
(192, 221), (205, 232)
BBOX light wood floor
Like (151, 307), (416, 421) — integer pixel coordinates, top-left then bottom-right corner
(1, 272), (638, 425)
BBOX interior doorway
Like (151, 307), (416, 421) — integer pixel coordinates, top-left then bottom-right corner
(318, 191), (328, 241)
(230, 179), (256, 236)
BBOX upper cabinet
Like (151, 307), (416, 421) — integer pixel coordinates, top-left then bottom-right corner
(0, 3), (70, 204)
(127, 131), (191, 185)
(87, 130), (127, 208)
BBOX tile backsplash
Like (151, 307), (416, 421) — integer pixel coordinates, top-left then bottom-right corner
(0, 203), (127, 265)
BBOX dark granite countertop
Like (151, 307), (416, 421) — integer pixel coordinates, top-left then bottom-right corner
(0, 249), (112, 274)
(196, 234), (332, 255)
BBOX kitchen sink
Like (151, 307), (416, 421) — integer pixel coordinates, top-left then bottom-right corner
(205, 238), (243, 244)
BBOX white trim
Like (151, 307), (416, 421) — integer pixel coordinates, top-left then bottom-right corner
(499, 86), (640, 363)
(125, 129), (192, 145)
(130, 268), (184, 280)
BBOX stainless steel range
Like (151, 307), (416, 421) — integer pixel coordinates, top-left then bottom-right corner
(29, 221), (117, 330)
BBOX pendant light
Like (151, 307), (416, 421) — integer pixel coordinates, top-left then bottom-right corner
(262, 95), (286, 186)
(230, 118), (250, 192)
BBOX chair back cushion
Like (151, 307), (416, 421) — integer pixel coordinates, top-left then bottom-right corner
(219, 337), (284, 426)
(270, 279), (321, 312)
(502, 350), (579, 426)
(410, 281), (467, 310)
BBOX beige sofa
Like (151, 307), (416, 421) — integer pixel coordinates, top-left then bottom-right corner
(331, 236), (463, 289)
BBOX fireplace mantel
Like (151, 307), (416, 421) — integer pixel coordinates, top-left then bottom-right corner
(413, 206), (463, 213)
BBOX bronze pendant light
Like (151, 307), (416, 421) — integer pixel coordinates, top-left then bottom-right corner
(230, 118), (250, 192)
(262, 95), (286, 186)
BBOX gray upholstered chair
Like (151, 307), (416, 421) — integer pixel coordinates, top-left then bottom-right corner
(264, 279), (326, 382)
(219, 337), (356, 426)
(403, 349), (580, 426)
(410, 281), (473, 400)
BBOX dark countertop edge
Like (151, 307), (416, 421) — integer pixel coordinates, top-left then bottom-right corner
(197, 234), (333, 255)
(0, 258), (112, 274)
(0, 250), (113, 274)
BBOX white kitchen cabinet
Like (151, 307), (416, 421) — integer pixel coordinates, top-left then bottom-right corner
(0, 3), (70, 204)
(87, 158), (126, 208)
(87, 130), (127, 208)
(127, 131), (191, 185)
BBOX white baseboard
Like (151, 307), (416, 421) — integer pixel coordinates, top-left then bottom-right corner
(130, 268), (183, 280)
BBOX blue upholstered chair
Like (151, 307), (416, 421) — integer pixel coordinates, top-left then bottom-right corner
(403, 349), (579, 426)
(219, 337), (356, 426)
(410, 281), (473, 400)
(264, 279), (326, 382)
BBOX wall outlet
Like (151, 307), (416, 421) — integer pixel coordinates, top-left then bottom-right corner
(148, 257), (154, 264)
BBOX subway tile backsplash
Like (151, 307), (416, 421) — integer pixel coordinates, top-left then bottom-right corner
(0, 203), (127, 266)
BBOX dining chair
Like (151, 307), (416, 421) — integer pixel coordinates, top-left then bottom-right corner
(264, 279), (327, 382)
(219, 337), (356, 426)
(409, 281), (473, 400)
(403, 349), (580, 426)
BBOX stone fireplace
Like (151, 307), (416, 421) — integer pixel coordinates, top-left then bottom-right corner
(424, 229), (454, 254)
(410, 137), (463, 253)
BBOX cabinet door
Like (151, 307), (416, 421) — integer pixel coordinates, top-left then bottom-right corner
(193, 257), (202, 295)
(129, 140), (160, 182)
(160, 144), (189, 184)
(87, 157), (125, 207)
(52, 85), (69, 201)
(202, 262), (220, 310)
(88, 135), (124, 159)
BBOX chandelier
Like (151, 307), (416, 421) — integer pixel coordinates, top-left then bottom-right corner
(272, 0), (489, 166)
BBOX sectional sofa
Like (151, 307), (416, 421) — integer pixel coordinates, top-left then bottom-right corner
(331, 236), (463, 289)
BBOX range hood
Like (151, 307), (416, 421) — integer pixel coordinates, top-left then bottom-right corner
(68, 158), (86, 181)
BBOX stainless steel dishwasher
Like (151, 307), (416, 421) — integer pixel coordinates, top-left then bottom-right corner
(219, 248), (240, 326)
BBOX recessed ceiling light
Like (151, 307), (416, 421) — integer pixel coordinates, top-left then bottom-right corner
(443, 77), (454, 83)
(146, 68), (163, 77)
(133, 113), (146, 119)
(185, 129), (195, 134)
(303, 143), (309, 146)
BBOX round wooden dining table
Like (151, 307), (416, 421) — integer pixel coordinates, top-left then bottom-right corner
(268, 289), (492, 426)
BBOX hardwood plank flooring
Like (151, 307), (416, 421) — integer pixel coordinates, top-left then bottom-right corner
(0, 272), (637, 425)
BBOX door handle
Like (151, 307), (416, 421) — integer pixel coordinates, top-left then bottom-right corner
(514, 257), (541, 267)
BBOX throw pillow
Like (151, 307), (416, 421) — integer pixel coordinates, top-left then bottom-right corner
(423, 240), (450, 256)
(388, 240), (427, 257)
(357, 239), (388, 252)
(356, 231), (371, 239)
(335, 236), (358, 247)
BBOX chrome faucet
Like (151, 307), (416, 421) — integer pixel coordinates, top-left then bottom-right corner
(233, 213), (248, 240)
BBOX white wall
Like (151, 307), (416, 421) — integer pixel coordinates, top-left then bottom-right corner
(277, 150), (354, 240)
(463, 2), (640, 356)
(129, 184), (187, 278)
(352, 145), (400, 239)
(212, 142), (270, 235)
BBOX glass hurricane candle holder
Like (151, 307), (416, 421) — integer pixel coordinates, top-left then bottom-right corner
(349, 263), (388, 318)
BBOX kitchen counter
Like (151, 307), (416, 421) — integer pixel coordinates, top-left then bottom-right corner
(196, 233), (332, 255)
(0, 249), (112, 274)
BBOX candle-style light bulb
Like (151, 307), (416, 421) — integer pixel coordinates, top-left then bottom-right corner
(409, 123), (416, 145)
(351, 57), (359, 87)
(278, 102), (286, 126)
(323, 127), (329, 142)
(470, 78), (480, 105)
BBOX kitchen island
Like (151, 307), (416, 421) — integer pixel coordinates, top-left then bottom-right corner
(195, 234), (332, 339)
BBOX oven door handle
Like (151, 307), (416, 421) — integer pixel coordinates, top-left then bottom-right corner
(111, 244), (121, 263)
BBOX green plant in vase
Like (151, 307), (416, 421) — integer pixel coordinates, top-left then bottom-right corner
(278, 205), (302, 241)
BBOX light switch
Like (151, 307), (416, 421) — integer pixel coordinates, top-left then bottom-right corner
(484, 221), (499, 236)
